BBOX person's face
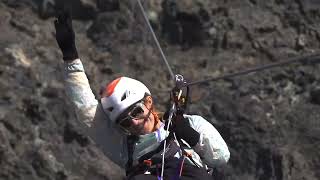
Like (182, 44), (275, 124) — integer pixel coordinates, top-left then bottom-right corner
(118, 96), (157, 135)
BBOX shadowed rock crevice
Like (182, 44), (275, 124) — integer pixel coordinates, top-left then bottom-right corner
(63, 123), (90, 147)
(161, 0), (205, 49)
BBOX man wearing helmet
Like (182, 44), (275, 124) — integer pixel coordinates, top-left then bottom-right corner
(55, 11), (230, 180)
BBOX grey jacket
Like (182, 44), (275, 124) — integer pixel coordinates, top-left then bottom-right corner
(63, 59), (230, 169)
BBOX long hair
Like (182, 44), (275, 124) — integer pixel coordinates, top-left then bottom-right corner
(142, 96), (162, 131)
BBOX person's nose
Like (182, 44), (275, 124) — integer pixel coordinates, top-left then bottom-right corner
(131, 118), (144, 126)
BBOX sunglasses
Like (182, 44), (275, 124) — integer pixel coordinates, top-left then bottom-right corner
(117, 103), (146, 128)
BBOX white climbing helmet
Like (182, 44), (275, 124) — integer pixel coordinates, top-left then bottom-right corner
(100, 77), (151, 123)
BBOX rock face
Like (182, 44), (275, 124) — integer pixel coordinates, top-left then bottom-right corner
(0, 0), (319, 180)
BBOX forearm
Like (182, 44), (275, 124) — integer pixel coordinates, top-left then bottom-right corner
(188, 115), (230, 167)
(194, 132), (230, 167)
(64, 59), (98, 127)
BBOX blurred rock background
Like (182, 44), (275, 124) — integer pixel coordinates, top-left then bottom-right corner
(0, 0), (319, 180)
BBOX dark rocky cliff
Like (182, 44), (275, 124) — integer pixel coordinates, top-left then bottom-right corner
(0, 0), (319, 180)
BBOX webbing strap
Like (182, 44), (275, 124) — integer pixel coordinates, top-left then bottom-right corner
(126, 135), (139, 175)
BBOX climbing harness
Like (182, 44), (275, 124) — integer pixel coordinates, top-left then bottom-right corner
(136, 0), (320, 179)
(126, 123), (201, 179)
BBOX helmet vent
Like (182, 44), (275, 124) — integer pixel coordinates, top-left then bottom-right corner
(121, 93), (127, 101)
(107, 107), (114, 112)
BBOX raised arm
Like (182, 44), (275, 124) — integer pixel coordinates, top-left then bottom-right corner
(54, 11), (98, 127)
(64, 59), (98, 127)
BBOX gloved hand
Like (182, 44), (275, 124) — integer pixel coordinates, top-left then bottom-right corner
(54, 11), (79, 61)
(168, 115), (200, 147)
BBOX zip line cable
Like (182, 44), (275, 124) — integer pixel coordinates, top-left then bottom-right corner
(151, 53), (320, 95)
(186, 52), (320, 87)
(137, 0), (175, 81)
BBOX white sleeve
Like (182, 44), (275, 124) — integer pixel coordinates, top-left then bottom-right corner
(188, 115), (230, 168)
(64, 59), (98, 127)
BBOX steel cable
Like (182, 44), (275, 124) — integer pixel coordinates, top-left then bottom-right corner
(137, 0), (175, 81)
(186, 52), (320, 87)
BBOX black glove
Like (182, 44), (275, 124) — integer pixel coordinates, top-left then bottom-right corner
(167, 115), (200, 147)
(54, 11), (79, 61)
